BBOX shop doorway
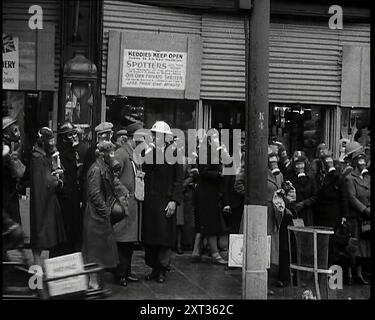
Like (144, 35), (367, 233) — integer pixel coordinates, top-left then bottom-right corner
(3, 90), (54, 190)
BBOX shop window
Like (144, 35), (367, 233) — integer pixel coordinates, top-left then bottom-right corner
(106, 96), (196, 133)
(270, 104), (327, 160)
(208, 101), (245, 155)
(3, 90), (53, 189)
(340, 108), (371, 147)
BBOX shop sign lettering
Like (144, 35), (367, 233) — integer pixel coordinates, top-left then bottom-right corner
(2, 34), (19, 90)
(122, 49), (187, 90)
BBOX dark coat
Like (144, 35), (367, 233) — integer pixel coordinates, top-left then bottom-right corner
(288, 173), (317, 226)
(57, 143), (82, 249)
(195, 161), (226, 236)
(82, 158), (119, 268)
(142, 147), (184, 247)
(345, 168), (370, 254)
(314, 170), (349, 229)
(267, 170), (284, 265)
(113, 143), (141, 243)
(30, 147), (66, 249)
(2, 154), (23, 224)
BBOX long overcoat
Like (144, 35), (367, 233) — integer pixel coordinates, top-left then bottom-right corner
(288, 173), (317, 226)
(141, 147), (184, 247)
(30, 146), (66, 249)
(345, 168), (370, 258)
(113, 143), (141, 243)
(57, 143), (82, 249)
(314, 170), (349, 229)
(195, 161), (226, 237)
(267, 170), (284, 265)
(82, 158), (119, 268)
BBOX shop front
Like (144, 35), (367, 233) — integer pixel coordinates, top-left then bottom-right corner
(101, 0), (247, 141)
(101, 1), (370, 161)
(2, 0), (62, 185)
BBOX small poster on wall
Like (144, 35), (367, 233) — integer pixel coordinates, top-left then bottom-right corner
(2, 34), (19, 90)
(122, 49), (187, 90)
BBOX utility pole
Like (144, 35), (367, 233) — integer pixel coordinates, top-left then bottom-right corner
(242, 0), (270, 300)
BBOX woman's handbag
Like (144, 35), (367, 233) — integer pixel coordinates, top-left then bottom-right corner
(131, 161), (145, 201)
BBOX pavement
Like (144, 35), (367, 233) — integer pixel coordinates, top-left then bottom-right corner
(4, 249), (370, 300)
(103, 250), (370, 300)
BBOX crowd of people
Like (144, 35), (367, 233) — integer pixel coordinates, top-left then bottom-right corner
(2, 115), (371, 294)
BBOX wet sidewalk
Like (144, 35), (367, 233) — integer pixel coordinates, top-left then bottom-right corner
(104, 250), (371, 300)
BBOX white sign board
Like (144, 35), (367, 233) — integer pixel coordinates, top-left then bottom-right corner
(44, 252), (88, 297)
(2, 34), (19, 90)
(122, 49), (187, 90)
(228, 234), (244, 268)
(228, 234), (271, 269)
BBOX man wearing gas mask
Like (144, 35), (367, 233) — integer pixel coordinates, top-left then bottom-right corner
(56, 122), (82, 254)
(142, 121), (184, 284)
(345, 145), (370, 285)
(112, 123), (145, 287)
(2, 116), (26, 225)
(288, 152), (317, 226)
(30, 127), (66, 266)
(82, 140), (121, 285)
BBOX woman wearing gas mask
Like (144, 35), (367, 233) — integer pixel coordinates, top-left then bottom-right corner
(2, 116), (26, 225)
(345, 145), (370, 285)
(30, 127), (66, 266)
(288, 151), (317, 226)
(56, 122), (82, 254)
(314, 151), (349, 229)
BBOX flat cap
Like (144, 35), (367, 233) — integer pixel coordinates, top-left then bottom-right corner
(95, 122), (113, 134)
(125, 122), (144, 135)
(115, 129), (128, 138)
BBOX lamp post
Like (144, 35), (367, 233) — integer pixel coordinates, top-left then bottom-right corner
(242, 0), (270, 300)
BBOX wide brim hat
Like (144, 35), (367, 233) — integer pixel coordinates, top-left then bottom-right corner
(3, 116), (17, 130)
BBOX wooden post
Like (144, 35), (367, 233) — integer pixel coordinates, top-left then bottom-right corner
(242, 0), (270, 300)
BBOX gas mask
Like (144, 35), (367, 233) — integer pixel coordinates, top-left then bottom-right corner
(324, 156), (336, 173)
(64, 130), (79, 148)
(295, 162), (306, 178)
(38, 128), (56, 155)
(97, 131), (113, 143)
(4, 123), (21, 143)
(357, 157), (368, 177)
(269, 156), (281, 175)
(279, 150), (289, 165)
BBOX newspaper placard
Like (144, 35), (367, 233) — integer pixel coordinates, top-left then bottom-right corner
(2, 34), (19, 90)
(44, 252), (88, 297)
(228, 234), (244, 268)
(122, 49), (187, 90)
(228, 234), (271, 269)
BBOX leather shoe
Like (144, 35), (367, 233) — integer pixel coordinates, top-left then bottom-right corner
(156, 274), (166, 283)
(126, 273), (139, 282)
(145, 271), (158, 281)
(267, 289), (275, 296)
(177, 248), (183, 255)
(119, 277), (127, 287)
